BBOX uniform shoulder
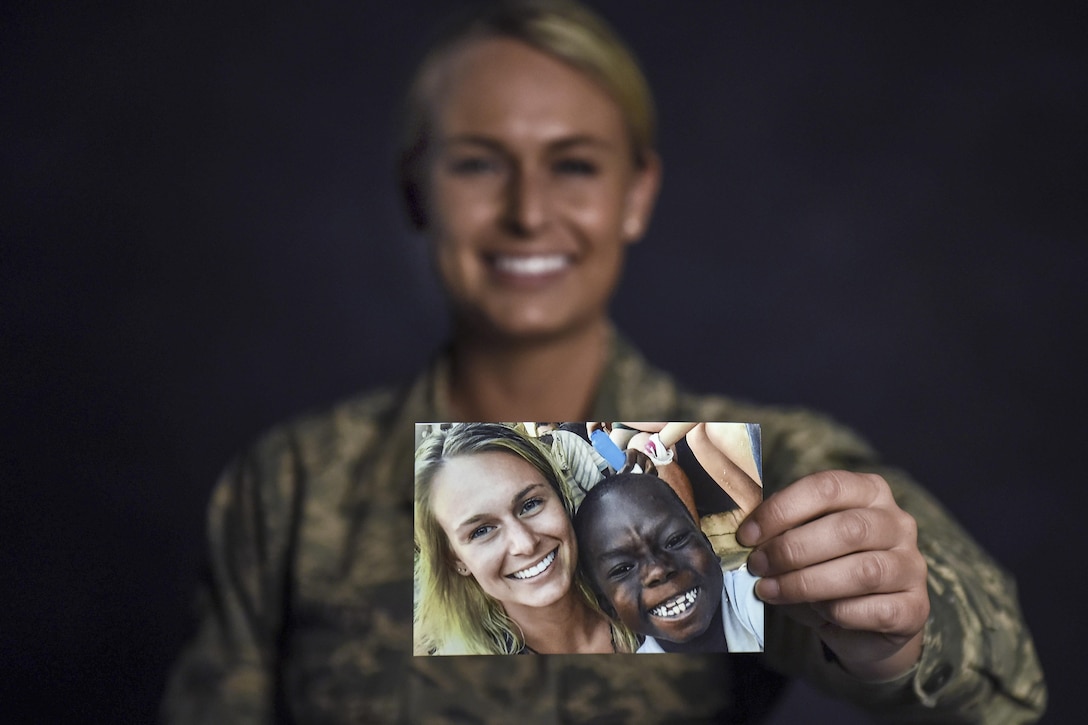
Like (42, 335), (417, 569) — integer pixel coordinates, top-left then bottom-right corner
(241, 385), (405, 476)
(674, 388), (852, 433)
(675, 390), (878, 487)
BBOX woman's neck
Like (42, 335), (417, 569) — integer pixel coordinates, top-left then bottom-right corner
(506, 593), (614, 655)
(447, 319), (611, 421)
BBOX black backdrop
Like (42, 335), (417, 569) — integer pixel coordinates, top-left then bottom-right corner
(3, 1), (1085, 722)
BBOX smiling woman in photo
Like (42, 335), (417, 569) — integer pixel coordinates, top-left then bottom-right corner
(414, 423), (637, 654)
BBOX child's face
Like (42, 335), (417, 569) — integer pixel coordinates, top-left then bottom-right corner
(582, 483), (724, 643)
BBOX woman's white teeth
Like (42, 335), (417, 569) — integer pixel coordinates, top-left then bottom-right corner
(511, 550), (557, 579)
(649, 587), (700, 617)
(494, 255), (568, 276)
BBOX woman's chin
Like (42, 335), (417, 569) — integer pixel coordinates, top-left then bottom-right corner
(466, 306), (604, 344)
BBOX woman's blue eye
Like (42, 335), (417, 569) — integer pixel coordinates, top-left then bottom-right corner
(520, 497), (545, 515)
(449, 157), (497, 175)
(469, 524), (495, 540)
(554, 158), (597, 176)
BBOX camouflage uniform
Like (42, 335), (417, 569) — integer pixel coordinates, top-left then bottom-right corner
(162, 336), (1046, 723)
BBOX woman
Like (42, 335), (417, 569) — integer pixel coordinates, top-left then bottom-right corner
(413, 423), (636, 654)
(397, 0), (660, 423)
(163, 2), (1043, 722)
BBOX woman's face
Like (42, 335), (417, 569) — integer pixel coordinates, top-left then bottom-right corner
(422, 37), (659, 340)
(431, 450), (578, 613)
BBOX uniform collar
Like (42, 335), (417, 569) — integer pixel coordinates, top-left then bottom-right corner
(412, 329), (681, 423)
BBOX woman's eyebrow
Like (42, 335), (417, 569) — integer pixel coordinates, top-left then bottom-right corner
(454, 483), (545, 530)
(510, 483), (544, 505)
(440, 135), (504, 151)
(456, 512), (487, 531)
(439, 134), (615, 153)
(548, 135), (615, 153)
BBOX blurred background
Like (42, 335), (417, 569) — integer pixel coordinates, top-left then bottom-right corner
(3, 1), (1084, 722)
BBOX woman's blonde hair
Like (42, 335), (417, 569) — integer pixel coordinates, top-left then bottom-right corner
(414, 422), (637, 654)
(399, 0), (657, 228)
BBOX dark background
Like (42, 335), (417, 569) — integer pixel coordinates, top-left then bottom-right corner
(3, 1), (1084, 722)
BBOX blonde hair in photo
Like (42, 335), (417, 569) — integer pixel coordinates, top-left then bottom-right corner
(414, 422), (637, 654)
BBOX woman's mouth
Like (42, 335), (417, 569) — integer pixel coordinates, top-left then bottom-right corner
(492, 254), (570, 277)
(509, 549), (557, 580)
(648, 587), (701, 618)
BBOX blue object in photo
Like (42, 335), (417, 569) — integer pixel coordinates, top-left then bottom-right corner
(590, 428), (627, 470)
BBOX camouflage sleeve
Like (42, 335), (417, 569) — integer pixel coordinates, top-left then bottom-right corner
(160, 429), (302, 725)
(757, 408), (1047, 723)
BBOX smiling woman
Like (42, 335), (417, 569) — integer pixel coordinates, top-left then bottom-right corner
(414, 422), (637, 655)
(394, 2), (660, 423)
(416, 37), (658, 344)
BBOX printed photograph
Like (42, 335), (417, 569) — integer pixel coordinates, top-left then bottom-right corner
(413, 422), (764, 655)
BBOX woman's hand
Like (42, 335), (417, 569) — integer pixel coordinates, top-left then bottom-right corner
(737, 470), (929, 681)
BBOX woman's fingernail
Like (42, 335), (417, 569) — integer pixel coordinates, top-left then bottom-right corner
(755, 577), (780, 603)
(747, 549), (768, 576)
(737, 520), (760, 546)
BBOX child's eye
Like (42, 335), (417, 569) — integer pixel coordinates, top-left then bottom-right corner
(665, 532), (689, 549)
(553, 158), (597, 176)
(608, 563), (633, 579)
(469, 524), (496, 540)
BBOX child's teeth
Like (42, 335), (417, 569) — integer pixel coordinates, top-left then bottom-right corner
(649, 587), (700, 617)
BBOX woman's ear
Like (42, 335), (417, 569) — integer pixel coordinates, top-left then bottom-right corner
(621, 151), (662, 243)
(449, 558), (471, 577)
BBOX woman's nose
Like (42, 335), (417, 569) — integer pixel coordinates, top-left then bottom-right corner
(506, 519), (539, 555)
(502, 166), (549, 236)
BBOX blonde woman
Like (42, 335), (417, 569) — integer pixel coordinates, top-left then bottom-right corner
(414, 422), (636, 655)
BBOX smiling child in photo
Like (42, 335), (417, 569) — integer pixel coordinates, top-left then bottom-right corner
(574, 472), (764, 653)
